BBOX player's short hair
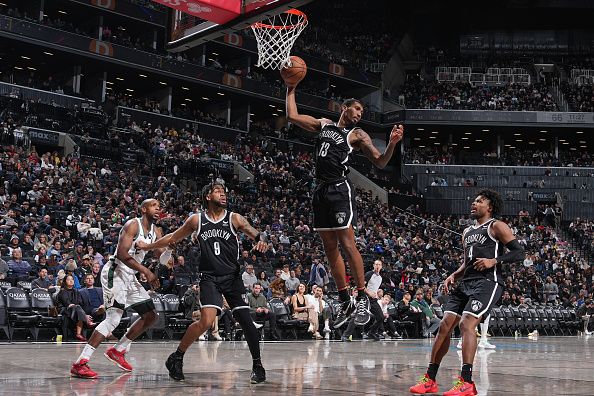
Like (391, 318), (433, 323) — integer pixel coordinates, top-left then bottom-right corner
(201, 179), (226, 204)
(342, 98), (363, 109)
(477, 189), (503, 217)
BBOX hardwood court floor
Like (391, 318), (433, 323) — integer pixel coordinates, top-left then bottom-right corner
(0, 336), (592, 395)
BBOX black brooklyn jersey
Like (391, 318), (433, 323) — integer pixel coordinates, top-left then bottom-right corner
(196, 210), (240, 276)
(314, 122), (355, 182)
(462, 219), (505, 285)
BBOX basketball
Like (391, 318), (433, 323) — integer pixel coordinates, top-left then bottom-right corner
(280, 56), (307, 86)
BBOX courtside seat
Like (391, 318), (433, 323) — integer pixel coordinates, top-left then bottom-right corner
(269, 297), (308, 340)
(5, 287), (39, 340)
(30, 288), (62, 340)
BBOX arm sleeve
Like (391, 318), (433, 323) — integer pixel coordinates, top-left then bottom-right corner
(496, 239), (525, 264)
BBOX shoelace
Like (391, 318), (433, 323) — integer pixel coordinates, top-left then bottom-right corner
(417, 375), (430, 384)
(356, 299), (368, 316)
(450, 378), (465, 390)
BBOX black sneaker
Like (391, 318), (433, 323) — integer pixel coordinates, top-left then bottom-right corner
(353, 296), (371, 326)
(332, 300), (355, 328)
(165, 352), (185, 381)
(250, 364), (266, 384)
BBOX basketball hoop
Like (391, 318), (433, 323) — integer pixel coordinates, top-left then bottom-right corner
(251, 9), (308, 70)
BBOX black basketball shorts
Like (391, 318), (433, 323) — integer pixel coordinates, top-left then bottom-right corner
(312, 179), (357, 231)
(198, 273), (249, 313)
(443, 278), (503, 319)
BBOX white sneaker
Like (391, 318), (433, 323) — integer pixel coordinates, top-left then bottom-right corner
(456, 339), (463, 349)
(478, 340), (496, 349)
(253, 322), (263, 329)
(198, 334), (206, 341)
(211, 332), (223, 341)
(324, 332), (330, 340)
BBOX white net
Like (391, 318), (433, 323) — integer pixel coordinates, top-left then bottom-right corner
(251, 9), (308, 70)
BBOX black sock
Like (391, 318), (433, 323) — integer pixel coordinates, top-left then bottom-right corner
(253, 358), (262, 367)
(461, 363), (473, 383)
(175, 348), (185, 358)
(427, 362), (439, 380)
(356, 289), (366, 300)
(338, 289), (350, 302)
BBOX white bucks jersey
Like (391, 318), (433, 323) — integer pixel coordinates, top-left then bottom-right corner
(114, 218), (156, 275)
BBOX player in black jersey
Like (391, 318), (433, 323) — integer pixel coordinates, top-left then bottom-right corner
(136, 181), (269, 384)
(286, 84), (404, 328)
(410, 189), (524, 396)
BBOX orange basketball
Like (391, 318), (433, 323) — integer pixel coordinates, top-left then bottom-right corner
(280, 56), (307, 86)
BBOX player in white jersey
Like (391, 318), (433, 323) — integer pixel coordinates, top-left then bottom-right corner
(70, 199), (166, 379)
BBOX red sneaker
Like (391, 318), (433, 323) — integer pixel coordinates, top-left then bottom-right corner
(443, 377), (477, 396)
(104, 347), (133, 371)
(71, 359), (98, 379)
(409, 374), (438, 394)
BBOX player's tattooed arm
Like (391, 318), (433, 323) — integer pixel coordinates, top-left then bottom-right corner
(353, 124), (404, 168)
(286, 86), (331, 132)
(232, 213), (268, 253)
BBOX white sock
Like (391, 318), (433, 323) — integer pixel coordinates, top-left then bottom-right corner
(480, 316), (490, 342)
(115, 336), (132, 352)
(76, 344), (96, 363)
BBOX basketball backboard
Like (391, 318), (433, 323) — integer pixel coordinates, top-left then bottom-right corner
(154, 0), (315, 52)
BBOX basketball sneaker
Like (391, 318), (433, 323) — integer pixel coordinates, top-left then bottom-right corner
(250, 364), (266, 384)
(104, 347), (133, 371)
(409, 374), (438, 394)
(353, 296), (371, 326)
(332, 299), (355, 328)
(443, 377), (477, 396)
(165, 352), (185, 381)
(71, 359), (98, 379)
(456, 339), (463, 349)
(478, 340), (496, 349)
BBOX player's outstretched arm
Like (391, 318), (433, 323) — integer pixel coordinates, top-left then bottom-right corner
(353, 124), (404, 169)
(285, 86), (331, 132)
(136, 214), (199, 251)
(232, 213), (268, 253)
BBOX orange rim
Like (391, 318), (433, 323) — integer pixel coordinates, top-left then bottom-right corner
(252, 9), (307, 30)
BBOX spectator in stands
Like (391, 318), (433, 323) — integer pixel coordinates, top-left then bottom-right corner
(270, 268), (283, 283)
(57, 274), (93, 341)
(411, 288), (441, 337)
(396, 291), (424, 338)
(257, 271), (271, 298)
(379, 294), (401, 338)
(7, 248), (31, 284)
(173, 255), (192, 287)
(280, 264), (291, 281)
(291, 283), (321, 339)
(19, 234), (35, 256)
(543, 276), (559, 304)
(158, 256), (176, 294)
(31, 267), (56, 293)
(285, 270), (300, 295)
(0, 257), (8, 279)
(306, 285), (331, 338)
(308, 258), (329, 289)
(79, 274), (106, 323)
(242, 264), (257, 291)
(576, 299), (593, 335)
(246, 283), (279, 341)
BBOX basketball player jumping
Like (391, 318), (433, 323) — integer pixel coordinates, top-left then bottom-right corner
(71, 199), (165, 378)
(410, 189), (524, 395)
(285, 83), (404, 327)
(136, 180), (268, 384)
